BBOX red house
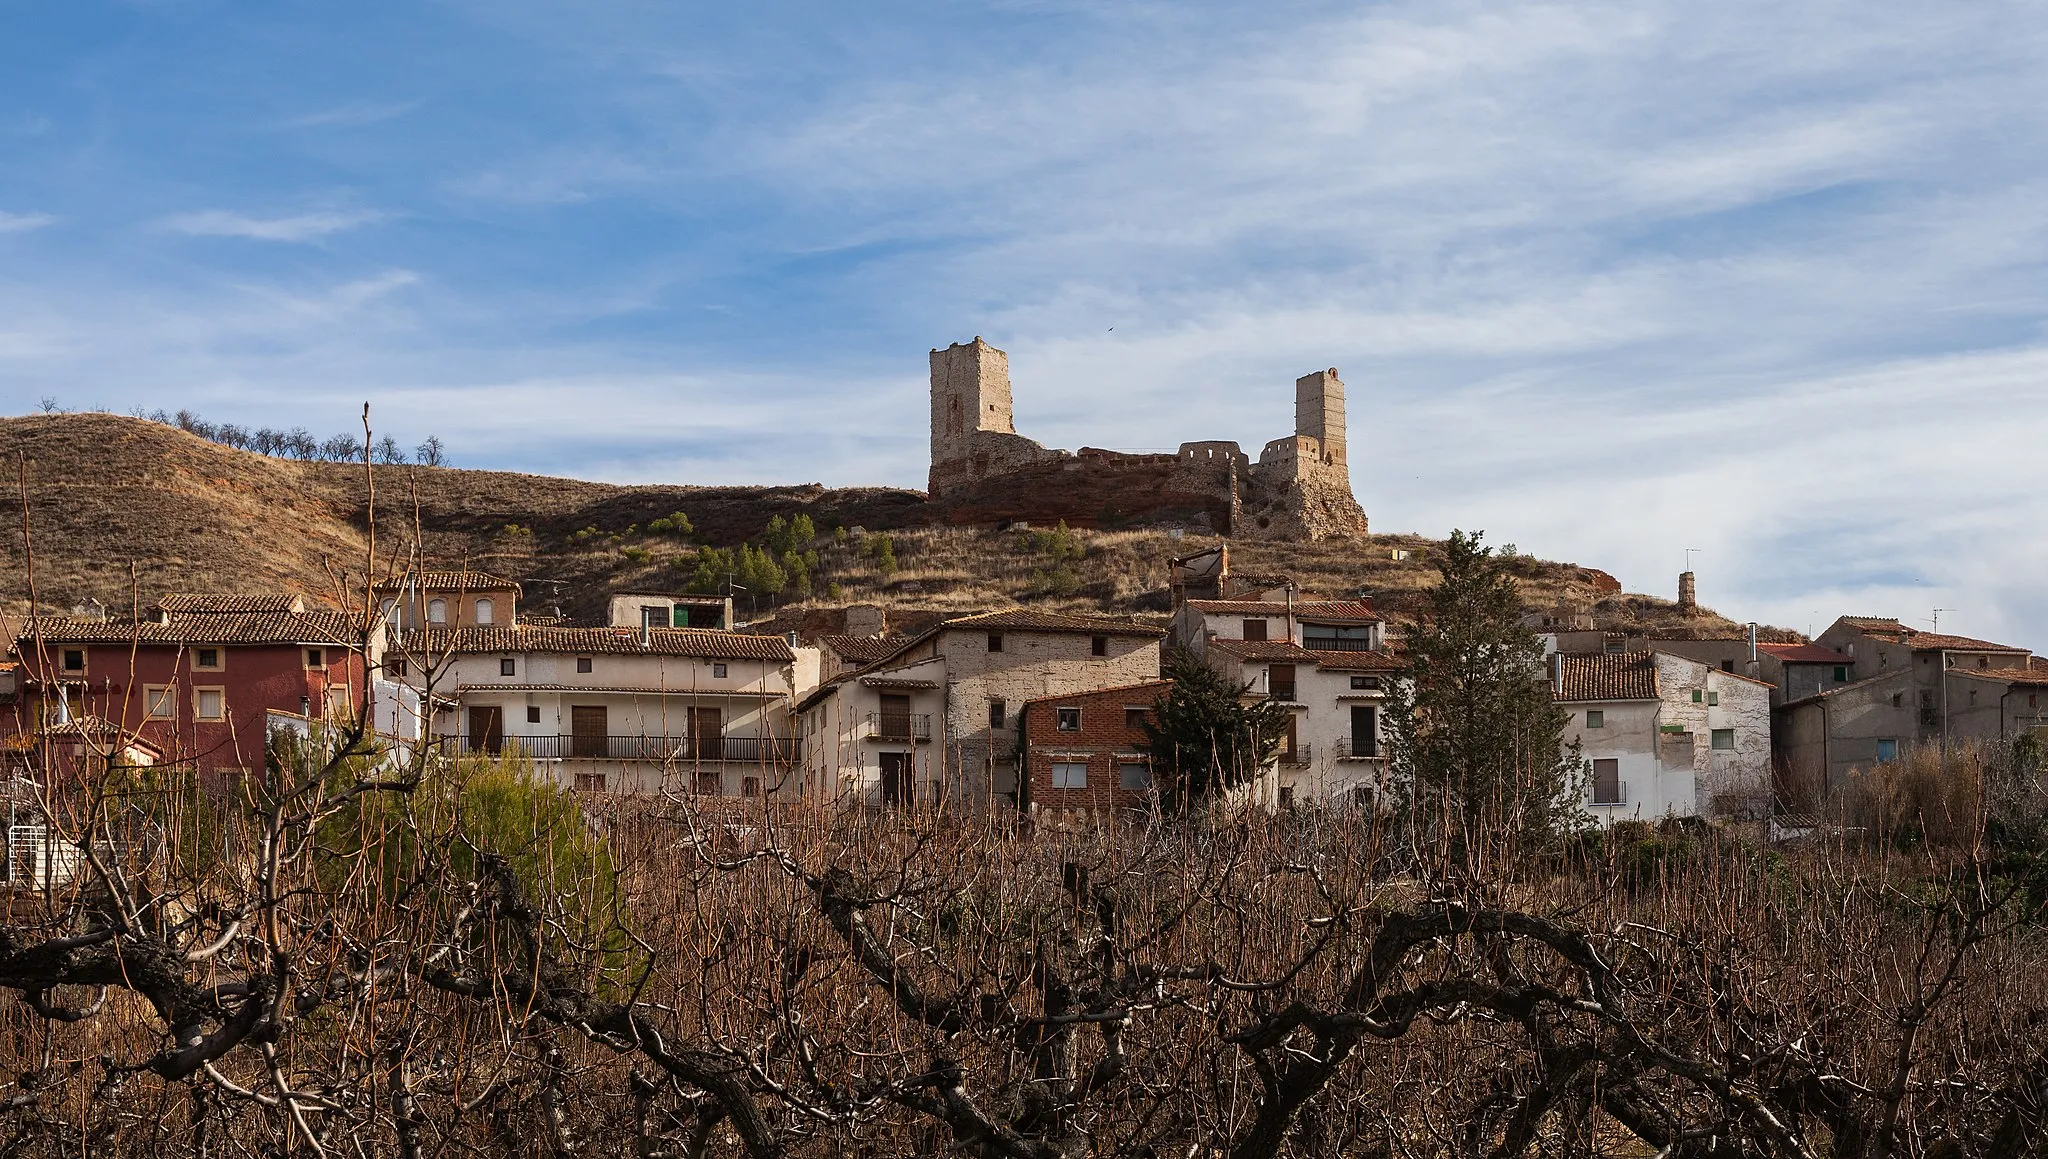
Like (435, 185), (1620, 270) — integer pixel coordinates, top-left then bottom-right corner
(1019, 680), (1172, 817)
(6, 594), (377, 777)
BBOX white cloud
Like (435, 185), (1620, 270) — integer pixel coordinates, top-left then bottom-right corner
(0, 211), (56, 233)
(164, 209), (385, 242)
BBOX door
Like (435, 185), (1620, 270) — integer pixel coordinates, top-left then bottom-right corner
(1350, 706), (1377, 758)
(571, 705), (607, 758)
(690, 706), (723, 760)
(468, 706), (503, 755)
(880, 751), (913, 806)
(879, 694), (912, 741)
(1282, 714), (1299, 763)
(1268, 664), (1296, 701)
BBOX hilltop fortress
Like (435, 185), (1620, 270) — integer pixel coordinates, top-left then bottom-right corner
(926, 338), (1368, 540)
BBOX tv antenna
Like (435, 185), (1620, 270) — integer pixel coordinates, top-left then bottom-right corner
(1684, 548), (1702, 572)
(1928, 608), (1953, 633)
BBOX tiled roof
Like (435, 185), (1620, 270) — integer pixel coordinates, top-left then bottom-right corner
(1022, 679), (1174, 708)
(1839, 616), (1904, 631)
(156, 593), (307, 615)
(1208, 638), (1319, 662)
(374, 571), (522, 593)
(819, 634), (904, 663)
(938, 609), (1164, 637)
(22, 611), (367, 647)
(399, 625), (792, 662)
(1835, 617), (2027, 654)
(1556, 651), (1659, 702)
(1186, 599), (1381, 623)
(1304, 649), (1406, 672)
(518, 614), (574, 627)
(1758, 643), (1854, 664)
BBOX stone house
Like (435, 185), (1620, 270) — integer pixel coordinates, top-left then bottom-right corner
(795, 609), (1164, 810)
(395, 625), (803, 798)
(1552, 649), (1773, 825)
(375, 570), (522, 630)
(606, 591), (733, 631)
(1018, 680), (1173, 818)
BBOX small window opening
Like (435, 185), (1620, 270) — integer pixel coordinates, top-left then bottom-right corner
(500, 658), (516, 677)
(1056, 707), (1081, 732)
(1091, 635), (1107, 656)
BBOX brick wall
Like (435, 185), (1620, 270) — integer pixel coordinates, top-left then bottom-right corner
(1021, 681), (1171, 814)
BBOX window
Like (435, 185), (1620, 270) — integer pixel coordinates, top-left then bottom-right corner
(1584, 710), (1604, 729)
(1268, 664), (1296, 701)
(500, 658), (516, 677)
(1691, 689), (1703, 704)
(61, 649), (84, 673)
(671, 606), (692, 628)
(306, 648), (325, 669)
(1352, 785), (1376, 810)
(712, 662), (728, 679)
(1891, 693), (1903, 708)
(195, 688), (226, 722)
(1242, 618), (1268, 642)
(2033, 694), (2040, 710)
(143, 685), (176, 720)
(1117, 762), (1152, 791)
(426, 599), (447, 624)
(1876, 738), (1898, 762)
(1304, 625), (1374, 651)
(1091, 635), (1108, 657)
(1350, 705), (1378, 758)
(989, 698), (1007, 729)
(1833, 666), (1848, 682)
(743, 776), (762, 798)
(642, 605), (667, 630)
(1979, 656), (1990, 669)
(574, 772), (607, 792)
(1350, 675), (1381, 691)
(987, 633), (1004, 653)
(526, 705), (541, 724)
(1720, 660), (1734, 672)
(1051, 761), (1088, 789)
(1707, 691), (1719, 707)
(388, 657), (408, 678)
(577, 657), (593, 673)
(1591, 758), (1621, 804)
(380, 599), (399, 626)
(1124, 707), (1148, 729)
(194, 647), (222, 671)
(475, 598), (495, 625)
(1056, 707), (1081, 732)
(695, 771), (722, 795)
(327, 687), (352, 718)
(1711, 728), (1735, 751)
(1278, 787), (1295, 809)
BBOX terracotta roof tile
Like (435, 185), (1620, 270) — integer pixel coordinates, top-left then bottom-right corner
(1557, 651), (1659, 702)
(938, 609), (1164, 637)
(399, 625), (791, 661)
(1304, 649), (1405, 672)
(1208, 638), (1319, 662)
(156, 593), (307, 614)
(1758, 642), (1854, 664)
(374, 571), (522, 593)
(819, 634), (904, 663)
(23, 611), (367, 646)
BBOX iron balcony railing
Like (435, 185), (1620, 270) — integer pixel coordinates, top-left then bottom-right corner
(1301, 637), (1378, 652)
(1335, 736), (1381, 759)
(470, 734), (801, 765)
(1590, 784), (1628, 806)
(1280, 745), (1312, 766)
(865, 713), (933, 742)
(1269, 685), (1297, 702)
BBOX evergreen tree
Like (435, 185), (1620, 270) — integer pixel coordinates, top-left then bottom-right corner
(1141, 648), (1289, 814)
(1388, 530), (1582, 850)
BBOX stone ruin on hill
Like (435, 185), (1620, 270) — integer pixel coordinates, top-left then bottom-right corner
(925, 338), (1369, 541)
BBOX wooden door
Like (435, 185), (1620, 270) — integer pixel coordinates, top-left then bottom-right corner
(880, 751), (912, 806)
(1283, 714), (1298, 763)
(690, 706), (723, 760)
(468, 706), (503, 755)
(571, 705), (607, 758)
(1350, 706), (1377, 758)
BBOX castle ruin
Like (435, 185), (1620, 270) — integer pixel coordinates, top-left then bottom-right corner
(926, 338), (1367, 540)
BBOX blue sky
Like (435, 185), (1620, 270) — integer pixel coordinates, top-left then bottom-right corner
(4, 1), (2048, 642)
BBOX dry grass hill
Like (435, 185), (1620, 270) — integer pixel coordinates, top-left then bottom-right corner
(0, 412), (1787, 641)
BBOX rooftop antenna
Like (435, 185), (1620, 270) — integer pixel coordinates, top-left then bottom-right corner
(1684, 548), (1702, 572)
(1929, 608), (1953, 633)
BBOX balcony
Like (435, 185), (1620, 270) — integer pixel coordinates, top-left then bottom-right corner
(1280, 744), (1312, 766)
(1335, 736), (1380, 760)
(1268, 684), (1297, 703)
(473, 734), (801, 765)
(1301, 636), (1377, 652)
(1589, 784), (1628, 807)
(865, 713), (933, 743)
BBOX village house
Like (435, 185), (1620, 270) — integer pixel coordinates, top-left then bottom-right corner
(1173, 595), (1399, 809)
(6, 594), (389, 777)
(606, 590), (734, 631)
(394, 622), (807, 797)
(375, 570), (522, 629)
(1550, 648), (1773, 824)
(795, 609), (1163, 809)
(1018, 680), (1172, 818)
(1776, 616), (2042, 800)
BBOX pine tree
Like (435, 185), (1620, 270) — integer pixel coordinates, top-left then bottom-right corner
(1388, 530), (1582, 851)
(1141, 648), (1289, 814)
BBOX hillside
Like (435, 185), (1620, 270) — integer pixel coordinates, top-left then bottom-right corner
(0, 412), (1782, 640)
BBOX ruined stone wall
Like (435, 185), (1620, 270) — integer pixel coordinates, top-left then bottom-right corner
(925, 341), (1366, 541)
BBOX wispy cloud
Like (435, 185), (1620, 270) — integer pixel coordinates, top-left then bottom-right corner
(278, 100), (423, 129)
(163, 209), (385, 242)
(0, 210), (56, 233)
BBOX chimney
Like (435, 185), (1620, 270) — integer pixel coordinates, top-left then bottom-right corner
(1747, 622), (1758, 664)
(55, 687), (70, 725)
(1677, 571), (1697, 614)
(1549, 652), (1564, 696)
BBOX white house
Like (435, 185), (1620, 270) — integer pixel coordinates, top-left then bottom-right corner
(1552, 649), (1773, 825)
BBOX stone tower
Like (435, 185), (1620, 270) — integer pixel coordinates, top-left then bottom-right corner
(928, 338), (1053, 496)
(1295, 369), (1347, 469)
